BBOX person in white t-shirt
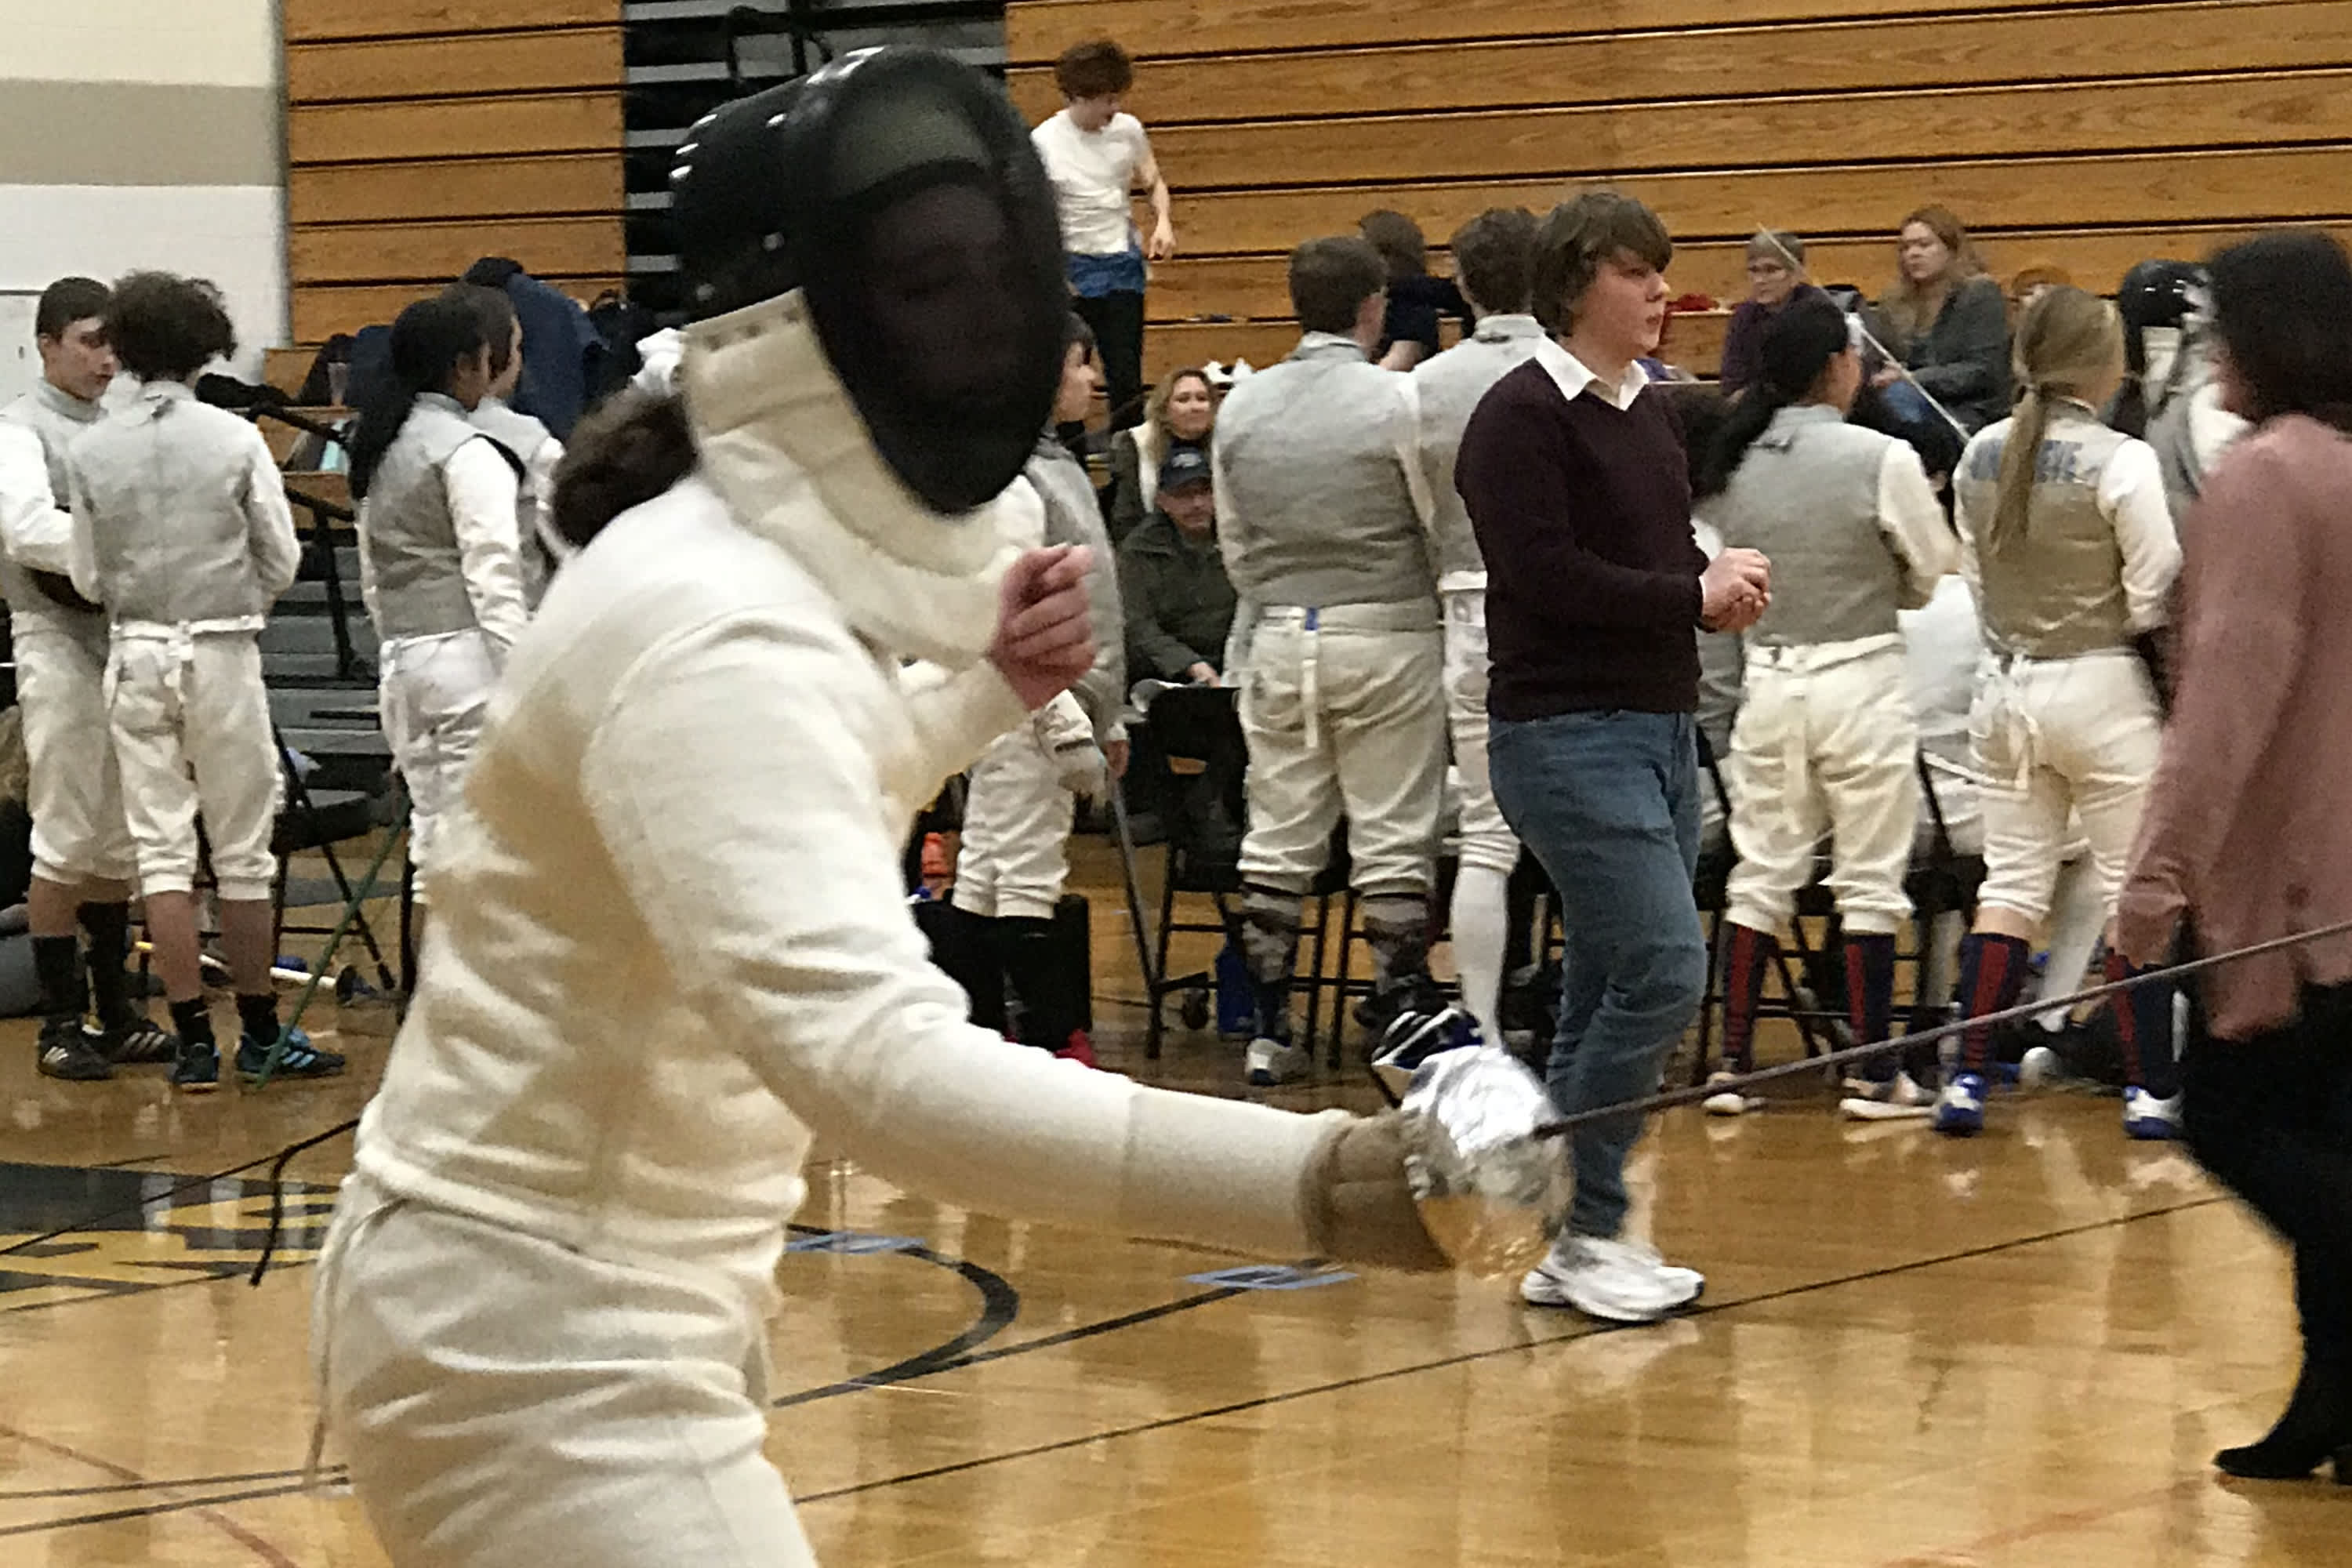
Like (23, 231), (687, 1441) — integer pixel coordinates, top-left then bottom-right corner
(1030, 38), (1173, 431)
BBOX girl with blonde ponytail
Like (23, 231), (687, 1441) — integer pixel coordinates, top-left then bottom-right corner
(1936, 285), (2183, 1141)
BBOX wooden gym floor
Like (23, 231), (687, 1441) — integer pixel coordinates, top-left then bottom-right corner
(0, 842), (2341, 1566)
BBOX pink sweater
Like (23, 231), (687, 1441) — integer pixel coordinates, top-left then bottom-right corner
(2118, 414), (2352, 1039)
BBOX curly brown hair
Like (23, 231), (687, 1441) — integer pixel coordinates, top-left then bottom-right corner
(106, 271), (234, 382)
(1054, 39), (1133, 100)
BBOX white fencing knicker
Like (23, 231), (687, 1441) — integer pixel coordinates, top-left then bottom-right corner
(313, 1172), (812, 1568)
(378, 626), (501, 884)
(16, 625), (137, 887)
(1235, 601), (1444, 902)
(1970, 648), (2163, 927)
(1441, 588), (1517, 1045)
(1724, 635), (1918, 938)
(103, 619), (281, 900)
(953, 723), (1076, 922)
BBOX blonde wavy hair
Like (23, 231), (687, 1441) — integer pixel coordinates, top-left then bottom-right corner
(1882, 205), (1987, 346)
(1987, 285), (2124, 554)
(1142, 365), (1214, 443)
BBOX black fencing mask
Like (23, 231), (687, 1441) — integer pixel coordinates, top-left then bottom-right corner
(669, 49), (1067, 514)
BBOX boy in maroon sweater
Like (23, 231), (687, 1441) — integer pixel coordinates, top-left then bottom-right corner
(1457, 193), (1769, 1325)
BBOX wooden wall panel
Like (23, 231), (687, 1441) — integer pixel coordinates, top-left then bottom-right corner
(281, 2), (625, 370)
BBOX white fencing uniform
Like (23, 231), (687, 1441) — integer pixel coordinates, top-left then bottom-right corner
(952, 437), (1121, 924)
(471, 397), (565, 608)
(0, 380), (136, 885)
(1716, 405), (1955, 936)
(1956, 401), (2181, 926)
(314, 294), (1354, 1566)
(1414, 314), (1545, 1043)
(66, 381), (299, 900)
(358, 394), (528, 879)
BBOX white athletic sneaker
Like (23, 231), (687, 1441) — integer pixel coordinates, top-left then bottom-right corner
(1700, 1070), (1751, 1117)
(1245, 1036), (1310, 1087)
(1520, 1236), (1699, 1323)
(2122, 1087), (2183, 1141)
(1838, 1071), (1934, 1122)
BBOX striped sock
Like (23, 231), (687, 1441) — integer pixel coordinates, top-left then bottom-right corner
(1956, 932), (2032, 1073)
(1844, 931), (1898, 1052)
(2102, 950), (2181, 1098)
(1721, 924), (1775, 1075)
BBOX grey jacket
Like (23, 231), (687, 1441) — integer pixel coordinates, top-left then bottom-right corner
(1871, 275), (2013, 433)
(1410, 314), (1545, 590)
(1029, 434), (1125, 741)
(1213, 333), (1436, 611)
(0, 379), (111, 652)
(67, 380), (299, 627)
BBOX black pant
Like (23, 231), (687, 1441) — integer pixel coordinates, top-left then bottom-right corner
(1075, 290), (1147, 430)
(2181, 981), (2352, 1361)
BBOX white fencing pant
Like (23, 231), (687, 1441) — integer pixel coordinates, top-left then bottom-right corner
(1442, 590), (1515, 1043)
(104, 626), (281, 901)
(953, 726), (1074, 922)
(1724, 638), (1918, 938)
(16, 626), (136, 886)
(1971, 650), (2162, 927)
(315, 1175), (813, 1568)
(379, 628), (499, 879)
(1236, 604), (1444, 901)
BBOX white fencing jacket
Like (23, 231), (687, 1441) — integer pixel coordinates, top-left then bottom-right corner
(350, 289), (1345, 1319)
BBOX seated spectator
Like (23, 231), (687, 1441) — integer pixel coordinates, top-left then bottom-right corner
(1105, 365), (1214, 544)
(1118, 445), (1233, 685)
(1360, 210), (1470, 372)
(1867, 206), (2011, 434)
(2008, 261), (2074, 318)
(1718, 230), (1829, 397)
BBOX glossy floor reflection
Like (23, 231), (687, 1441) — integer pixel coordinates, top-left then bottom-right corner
(0, 868), (2341, 1565)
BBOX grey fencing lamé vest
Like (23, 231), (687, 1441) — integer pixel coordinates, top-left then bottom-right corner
(361, 394), (506, 641)
(0, 380), (109, 653)
(1027, 433), (1125, 737)
(1717, 405), (1907, 648)
(1955, 402), (2136, 659)
(1411, 314), (1545, 588)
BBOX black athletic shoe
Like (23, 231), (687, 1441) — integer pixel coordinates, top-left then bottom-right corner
(97, 1013), (179, 1065)
(36, 1018), (113, 1081)
(236, 1027), (346, 1085)
(170, 1042), (221, 1094)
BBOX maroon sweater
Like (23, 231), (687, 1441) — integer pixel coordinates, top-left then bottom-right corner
(1456, 359), (1705, 719)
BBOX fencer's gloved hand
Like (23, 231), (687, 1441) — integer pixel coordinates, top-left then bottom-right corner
(1299, 1114), (1450, 1273)
(1034, 692), (1107, 800)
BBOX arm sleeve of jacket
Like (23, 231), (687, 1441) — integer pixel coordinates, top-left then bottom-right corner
(2100, 439), (2183, 632)
(2119, 443), (2303, 959)
(444, 436), (532, 654)
(1459, 394), (1702, 630)
(578, 609), (1345, 1256)
(0, 423), (76, 575)
(1877, 441), (1958, 608)
(895, 658), (1031, 824)
(1107, 435), (1145, 543)
(1071, 511), (1127, 742)
(66, 463), (100, 604)
(1909, 281), (2009, 404)
(239, 428), (303, 601)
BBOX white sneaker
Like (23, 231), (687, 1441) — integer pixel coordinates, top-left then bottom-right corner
(1519, 1236), (1697, 1323)
(1245, 1036), (1310, 1087)
(1700, 1070), (1752, 1117)
(1838, 1071), (1934, 1121)
(1619, 1237), (1706, 1306)
(2122, 1087), (2183, 1141)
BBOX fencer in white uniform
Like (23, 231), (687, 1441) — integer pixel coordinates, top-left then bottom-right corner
(942, 318), (1125, 1064)
(1218, 236), (1445, 1087)
(1410, 206), (1542, 1051)
(449, 282), (569, 607)
(66, 271), (339, 1091)
(312, 55), (1454, 1568)
(1694, 297), (1954, 1111)
(1936, 286), (2183, 1139)
(348, 293), (530, 901)
(0, 276), (173, 1080)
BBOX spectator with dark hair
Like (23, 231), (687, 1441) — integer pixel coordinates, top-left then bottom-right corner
(1719, 230), (1829, 397)
(2117, 227), (2352, 1486)
(460, 257), (604, 439)
(446, 283), (568, 604)
(1032, 38), (1173, 430)
(1456, 192), (1769, 1324)
(1867, 205), (2011, 434)
(1359, 209), (1471, 372)
(1215, 234), (1445, 1086)
(67, 272), (335, 1091)
(1409, 205), (1541, 1048)
(1118, 445), (1232, 685)
(0, 276), (173, 1080)
(1105, 364), (1214, 543)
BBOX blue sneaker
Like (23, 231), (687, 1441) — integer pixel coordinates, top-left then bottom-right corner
(236, 1026), (346, 1085)
(170, 1041), (221, 1094)
(1933, 1072), (1987, 1137)
(2122, 1087), (2183, 1142)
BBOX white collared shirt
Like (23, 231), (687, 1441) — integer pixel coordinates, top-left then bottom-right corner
(1533, 335), (1650, 413)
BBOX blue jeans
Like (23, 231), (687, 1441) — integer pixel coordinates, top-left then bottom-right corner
(1489, 710), (1707, 1240)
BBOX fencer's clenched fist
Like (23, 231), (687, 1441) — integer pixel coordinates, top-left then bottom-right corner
(1700, 546), (1772, 633)
(991, 544), (1098, 710)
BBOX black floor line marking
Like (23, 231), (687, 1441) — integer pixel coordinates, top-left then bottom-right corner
(774, 1238), (1022, 1408)
(89, 1152), (173, 1170)
(795, 1195), (2225, 1506)
(0, 1465), (345, 1502)
(0, 1479), (318, 1539)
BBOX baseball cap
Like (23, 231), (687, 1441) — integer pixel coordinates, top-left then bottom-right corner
(1157, 445), (1212, 493)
